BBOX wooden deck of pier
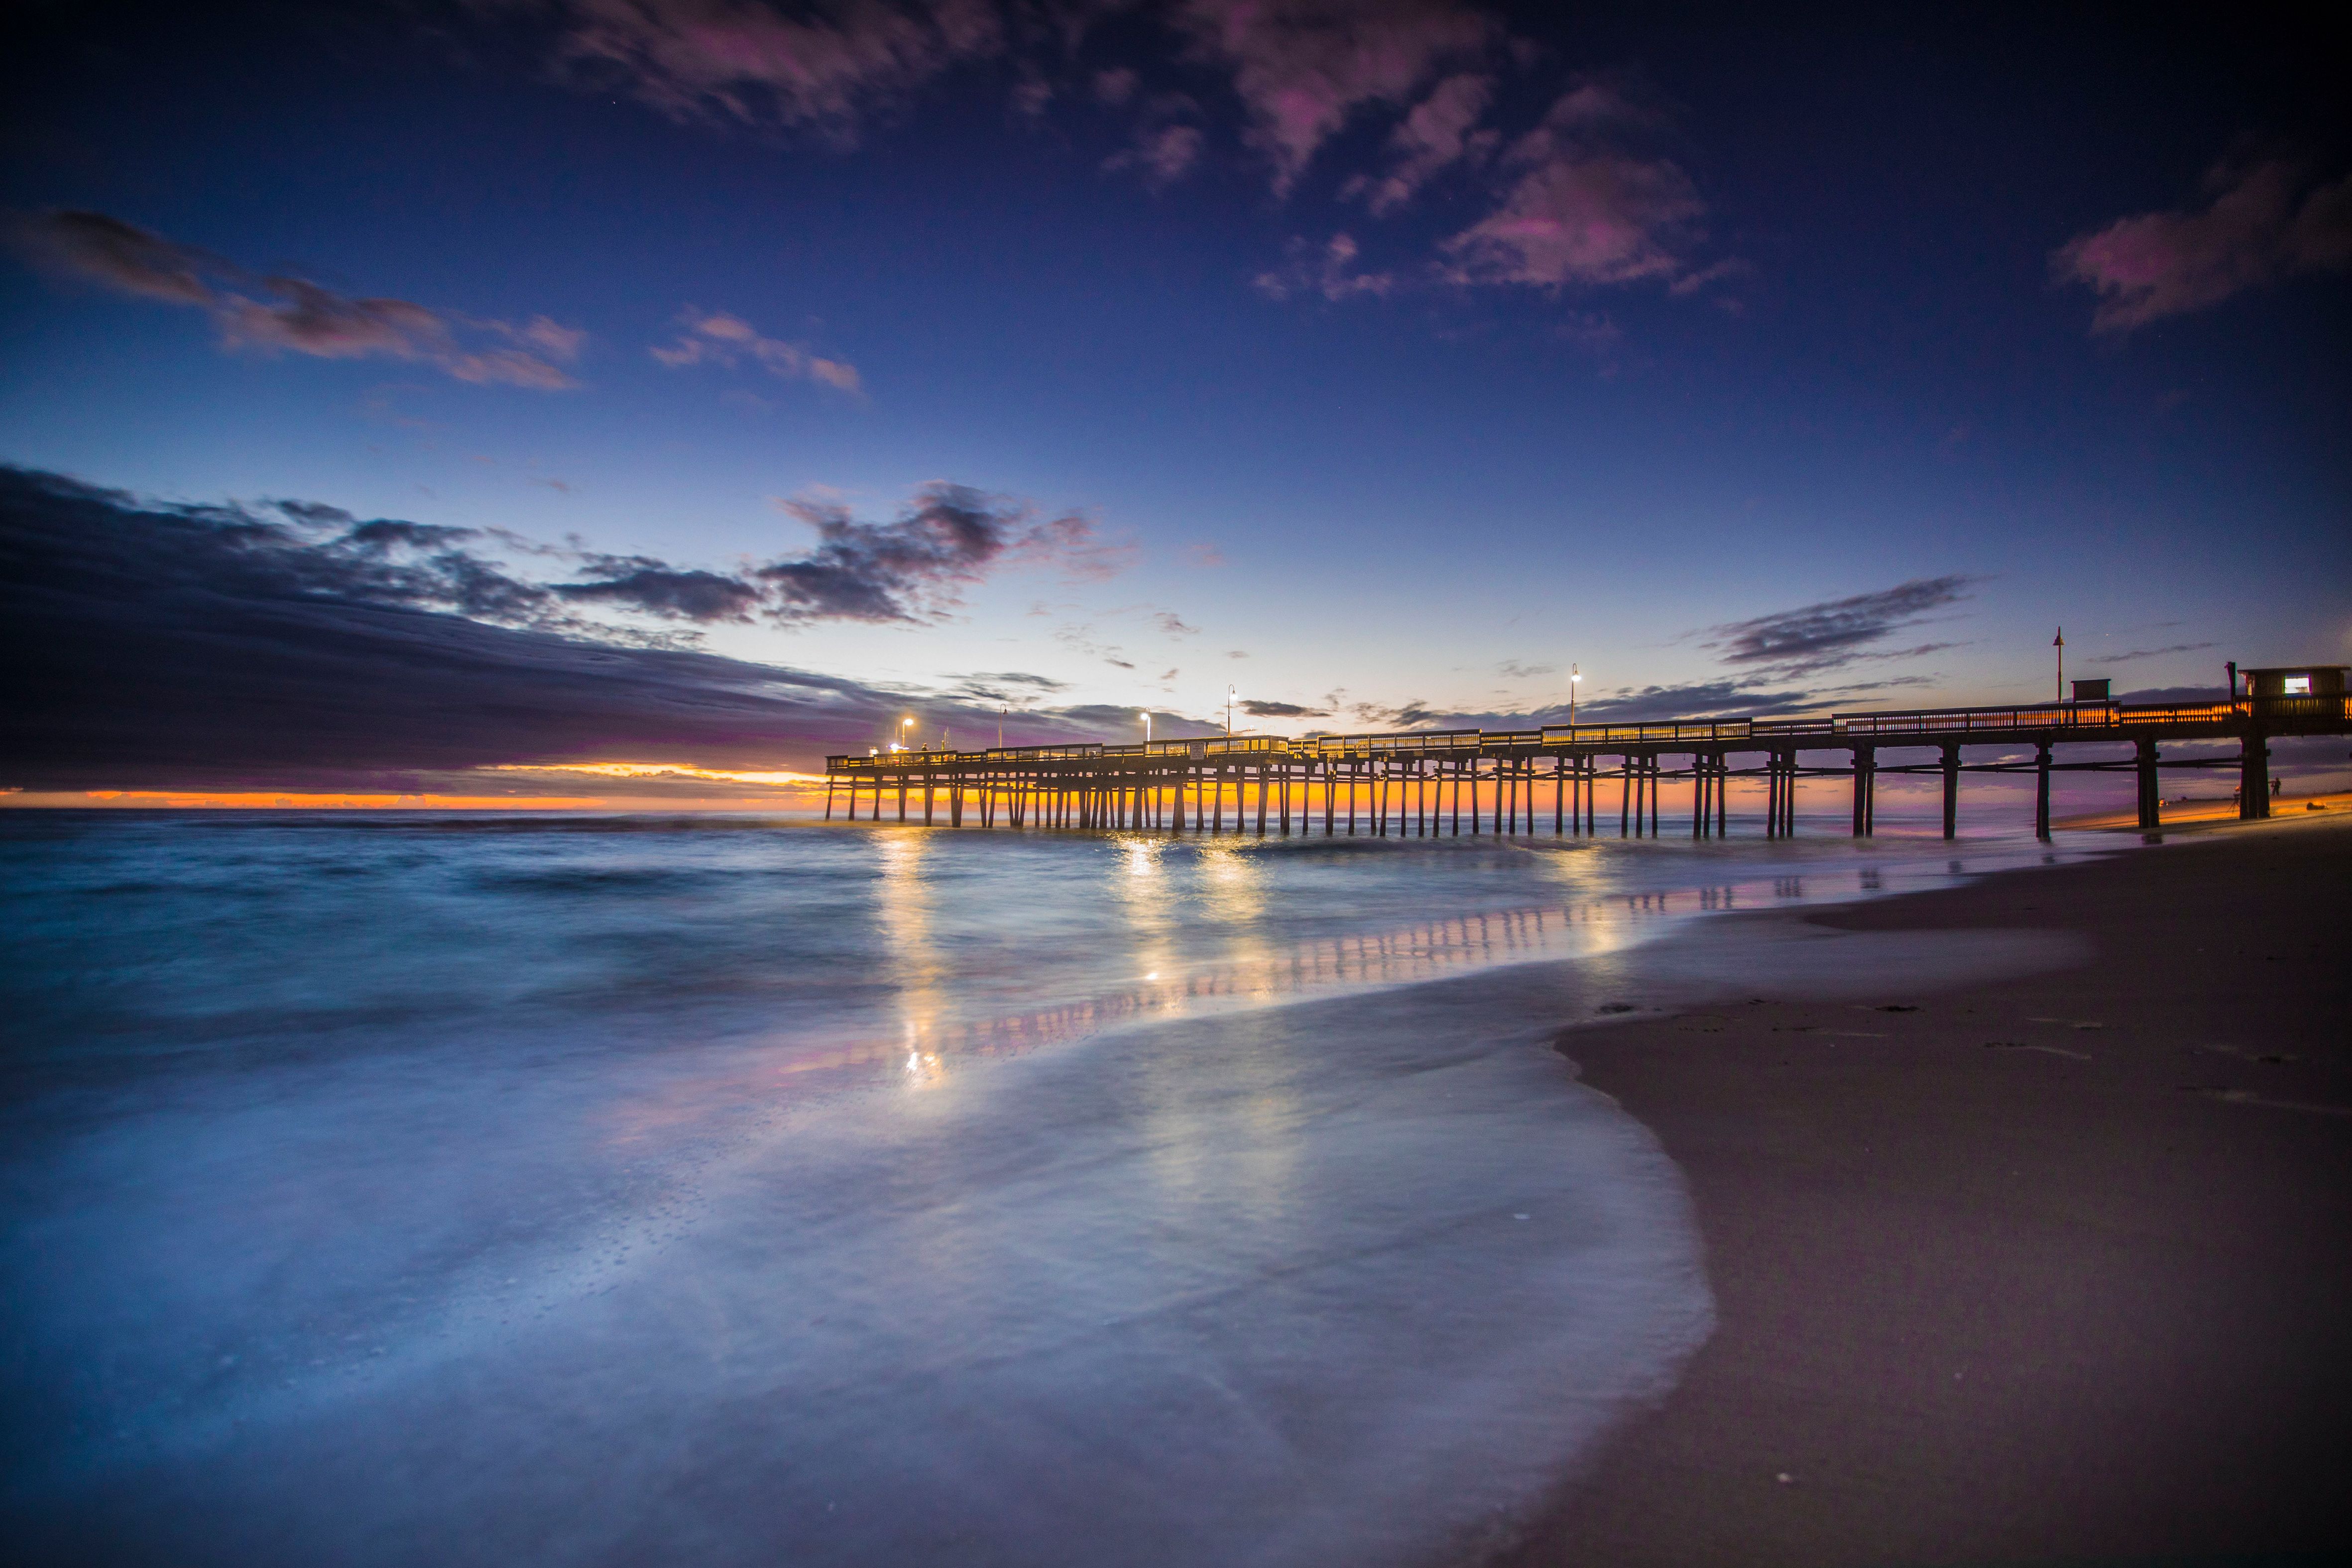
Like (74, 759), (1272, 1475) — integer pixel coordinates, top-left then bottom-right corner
(824, 694), (2352, 841)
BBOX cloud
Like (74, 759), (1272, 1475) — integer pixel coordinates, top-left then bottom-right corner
(1253, 232), (1394, 301)
(947, 669), (1070, 704)
(498, 0), (1006, 143)
(1176, 0), (1496, 196)
(2054, 156), (2352, 332)
(1240, 698), (1330, 718)
(1152, 611), (1197, 635)
(1571, 681), (1819, 722)
(766, 483), (1124, 622)
(1441, 89), (1706, 290)
(1701, 576), (1977, 677)
(5, 462), (1111, 642)
(1091, 67), (1139, 107)
(9, 210), (584, 389)
(0, 467), (1175, 791)
(1049, 704), (1222, 739)
(1358, 70), (1494, 214)
(1105, 123), (1204, 186)
(1185, 542), (1226, 567)
(1496, 659), (1555, 678)
(2100, 641), (2217, 663)
(652, 308), (861, 393)
(555, 558), (767, 620)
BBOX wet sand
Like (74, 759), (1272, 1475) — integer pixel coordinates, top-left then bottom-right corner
(2054, 789), (2351, 832)
(1499, 813), (2352, 1566)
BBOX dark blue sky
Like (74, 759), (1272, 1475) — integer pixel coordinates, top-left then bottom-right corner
(2, 1), (2345, 796)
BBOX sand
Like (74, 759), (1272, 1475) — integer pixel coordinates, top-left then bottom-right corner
(1496, 812), (2352, 1566)
(2054, 788), (2352, 832)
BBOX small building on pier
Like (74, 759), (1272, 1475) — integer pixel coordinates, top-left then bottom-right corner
(2243, 666), (2347, 699)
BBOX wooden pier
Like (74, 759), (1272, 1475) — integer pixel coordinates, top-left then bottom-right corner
(825, 694), (2351, 841)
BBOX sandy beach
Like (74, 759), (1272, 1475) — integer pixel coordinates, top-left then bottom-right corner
(1502, 812), (2352, 1566)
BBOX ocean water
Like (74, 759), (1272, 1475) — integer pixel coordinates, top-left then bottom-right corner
(0, 812), (2100, 1565)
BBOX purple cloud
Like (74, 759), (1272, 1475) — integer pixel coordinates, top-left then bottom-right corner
(9, 211), (584, 389)
(2054, 155), (2352, 332)
(506, 0), (1005, 142)
(1357, 70), (1494, 214)
(1441, 87), (1705, 290)
(1105, 123), (1205, 187)
(1176, 0), (1496, 196)
(1253, 232), (1394, 301)
(652, 308), (862, 393)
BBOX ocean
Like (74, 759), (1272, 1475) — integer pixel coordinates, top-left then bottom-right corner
(0, 810), (2099, 1565)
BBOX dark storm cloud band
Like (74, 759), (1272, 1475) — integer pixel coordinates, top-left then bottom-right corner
(0, 468), (1171, 791)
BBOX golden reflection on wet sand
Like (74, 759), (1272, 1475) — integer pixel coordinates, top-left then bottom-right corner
(747, 865), (1892, 1095)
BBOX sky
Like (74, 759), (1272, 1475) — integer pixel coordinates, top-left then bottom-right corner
(2, 0), (2347, 805)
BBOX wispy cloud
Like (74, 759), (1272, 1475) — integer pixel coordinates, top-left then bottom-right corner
(652, 308), (861, 393)
(1175, 0), (1496, 197)
(2102, 640), (2217, 663)
(1240, 698), (1329, 718)
(1571, 681), (1818, 722)
(1353, 70), (1494, 214)
(502, 0), (1006, 144)
(947, 669), (1069, 704)
(1701, 576), (1977, 677)
(1105, 123), (1205, 187)
(2054, 155), (2352, 332)
(1253, 232), (1394, 301)
(9, 210), (585, 388)
(1441, 84), (1708, 291)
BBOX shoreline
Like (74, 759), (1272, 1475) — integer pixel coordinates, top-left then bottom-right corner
(1495, 812), (2352, 1565)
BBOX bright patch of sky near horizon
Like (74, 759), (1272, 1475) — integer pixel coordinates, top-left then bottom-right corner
(2, 1), (2346, 747)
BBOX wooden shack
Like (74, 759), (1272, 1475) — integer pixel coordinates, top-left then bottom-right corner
(2244, 666), (2348, 699)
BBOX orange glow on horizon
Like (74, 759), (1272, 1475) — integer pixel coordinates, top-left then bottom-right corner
(3, 761), (834, 810)
(1, 789), (820, 811)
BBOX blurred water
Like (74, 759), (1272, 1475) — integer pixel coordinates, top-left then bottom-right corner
(0, 812), (2100, 1565)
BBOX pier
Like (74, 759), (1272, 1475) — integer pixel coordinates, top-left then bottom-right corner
(825, 692), (2352, 841)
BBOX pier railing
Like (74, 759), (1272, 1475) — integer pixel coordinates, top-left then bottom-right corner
(830, 694), (2349, 773)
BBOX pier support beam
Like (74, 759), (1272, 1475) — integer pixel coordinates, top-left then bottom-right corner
(2034, 741), (2054, 840)
(2135, 737), (2161, 830)
(1941, 744), (1960, 839)
(1851, 746), (1875, 837)
(2238, 734), (2271, 820)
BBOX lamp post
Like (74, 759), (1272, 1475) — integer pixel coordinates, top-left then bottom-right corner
(1226, 686), (1237, 736)
(1569, 664), (1582, 725)
(902, 714), (917, 751)
(2053, 629), (2064, 702)
(1142, 709), (1152, 745)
